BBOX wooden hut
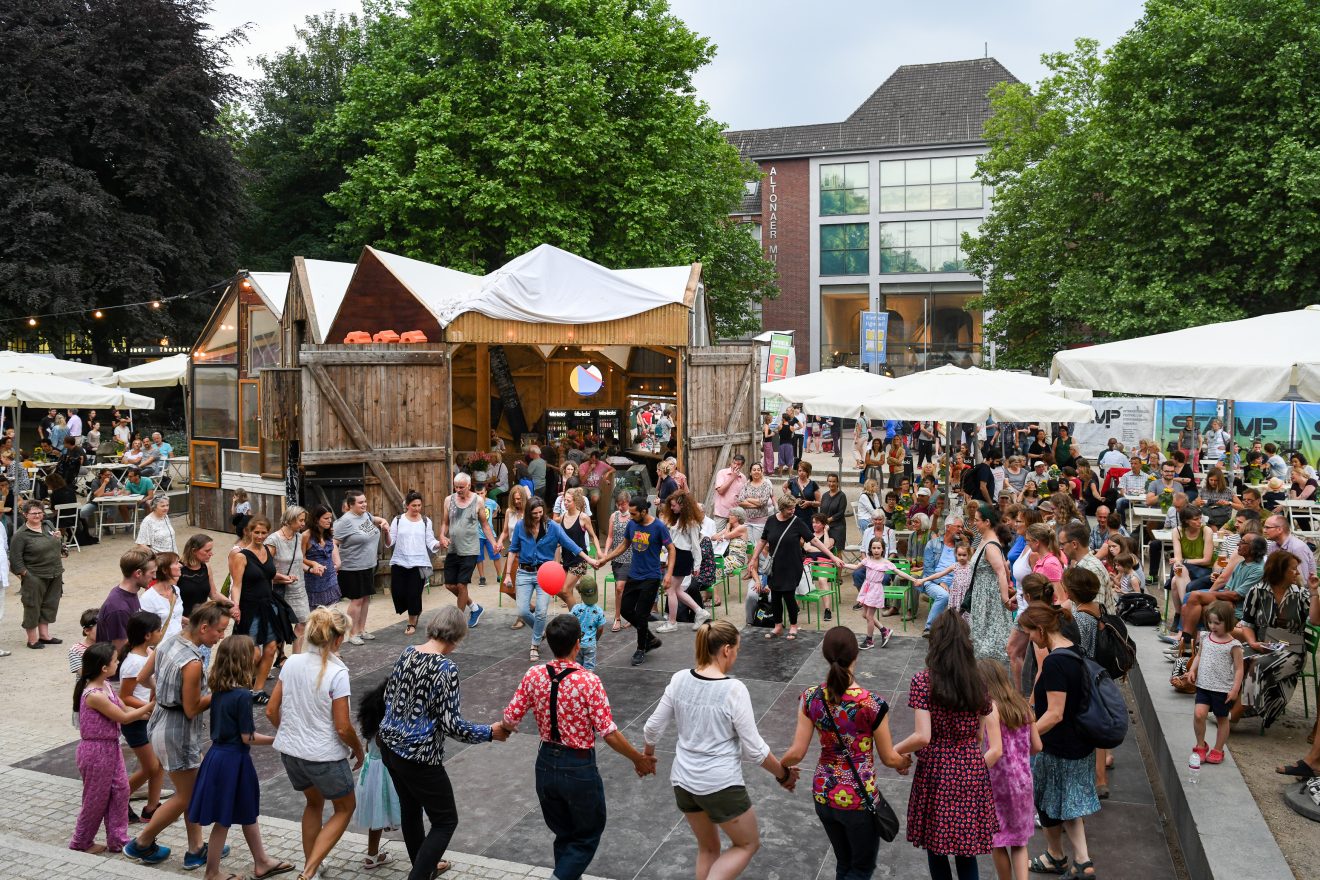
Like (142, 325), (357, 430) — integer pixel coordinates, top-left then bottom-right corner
(189, 245), (760, 534)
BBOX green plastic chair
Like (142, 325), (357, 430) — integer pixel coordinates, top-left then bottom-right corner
(799, 562), (842, 630)
(883, 559), (912, 632)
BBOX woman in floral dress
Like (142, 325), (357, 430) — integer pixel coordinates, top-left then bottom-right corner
(968, 503), (1015, 665)
(779, 627), (911, 880)
(896, 613), (1002, 880)
(301, 505), (341, 610)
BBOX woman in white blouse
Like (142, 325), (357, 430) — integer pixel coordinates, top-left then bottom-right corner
(386, 490), (441, 636)
(139, 551), (184, 640)
(644, 620), (796, 879)
(134, 495), (176, 555)
(855, 478), (883, 535)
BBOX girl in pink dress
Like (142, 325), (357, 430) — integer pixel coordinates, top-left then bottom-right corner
(844, 537), (922, 649)
(70, 643), (154, 853)
(980, 658), (1042, 880)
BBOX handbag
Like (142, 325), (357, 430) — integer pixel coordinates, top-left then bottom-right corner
(813, 691), (900, 841)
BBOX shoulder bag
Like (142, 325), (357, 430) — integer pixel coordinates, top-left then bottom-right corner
(960, 539), (1001, 615)
(813, 690), (900, 841)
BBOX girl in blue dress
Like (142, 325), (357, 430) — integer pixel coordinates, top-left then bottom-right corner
(186, 635), (293, 880)
(353, 679), (402, 869)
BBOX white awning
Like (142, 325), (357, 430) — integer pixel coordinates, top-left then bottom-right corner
(95, 354), (189, 388)
(0, 372), (154, 408)
(761, 366), (893, 404)
(0, 351), (112, 381)
(1050, 305), (1320, 401)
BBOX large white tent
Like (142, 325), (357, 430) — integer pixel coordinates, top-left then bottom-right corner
(0, 351), (112, 381)
(853, 366), (1095, 424)
(95, 353), (188, 389)
(1050, 304), (1320, 400)
(760, 366), (894, 406)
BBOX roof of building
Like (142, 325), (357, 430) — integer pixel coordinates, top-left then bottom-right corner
(248, 272), (291, 318)
(724, 58), (1018, 160)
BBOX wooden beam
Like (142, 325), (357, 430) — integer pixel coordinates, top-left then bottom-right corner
(476, 346), (491, 446)
(702, 356), (756, 510)
(299, 347), (448, 366)
(687, 432), (756, 451)
(306, 363), (407, 511)
(301, 446), (449, 466)
(687, 351), (751, 366)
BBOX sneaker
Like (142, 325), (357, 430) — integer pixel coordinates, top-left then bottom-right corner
(468, 604), (484, 628)
(360, 631), (376, 641)
(879, 626), (893, 648)
(631, 649), (646, 666)
(529, 646), (540, 662)
(655, 622), (678, 634)
(646, 636), (663, 651)
(479, 576), (487, 586)
(123, 840), (171, 865)
(348, 635), (365, 646)
(182, 843), (229, 870)
(691, 609), (712, 631)
(859, 637), (875, 651)
(128, 806), (141, 824)
(852, 602), (863, 611)
(823, 608), (832, 621)
(921, 628), (931, 639)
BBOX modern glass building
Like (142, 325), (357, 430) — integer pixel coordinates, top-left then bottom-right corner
(726, 58), (1018, 376)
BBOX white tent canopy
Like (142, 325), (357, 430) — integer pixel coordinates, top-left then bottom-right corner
(854, 366), (1095, 424)
(0, 372), (154, 409)
(761, 366), (894, 405)
(0, 351), (112, 381)
(95, 353), (188, 389)
(954, 366), (1090, 401)
(1050, 305), (1320, 400)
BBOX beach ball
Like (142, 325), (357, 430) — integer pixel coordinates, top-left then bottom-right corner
(537, 561), (567, 595)
(570, 363), (604, 396)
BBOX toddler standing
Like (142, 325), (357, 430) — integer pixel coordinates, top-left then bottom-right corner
(70, 643), (154, 854)
(1187, 600), (1244, 765)
(979, 659), (1041, 880)
(353, 680), (401, 870)
(844, 537), (920, 649)
(186, 634), (291, 880)
(69, 608), (99, 675)
(570, 578), (607, 670)
(924, 542), (973, 623)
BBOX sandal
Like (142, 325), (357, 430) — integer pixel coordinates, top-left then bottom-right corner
(1063, 859), (1096, 879)
(433, 861), (453, 877)
(1276, 759), (1317, 778)
(362, 850), (393, 870)
(511, 619), (525, 629)
(786, 630), (798, 640)
(253, 862), (295, 879)
(404, 625), (416, 636)
(1029, 851), (1069, 875)
(764, 629), (780, 639)
(611, 619), (623, 633)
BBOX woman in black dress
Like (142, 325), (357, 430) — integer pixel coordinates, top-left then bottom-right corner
(227, 517), (282, 703)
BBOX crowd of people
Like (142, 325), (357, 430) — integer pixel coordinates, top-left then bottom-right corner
(32, 412), (1320, 880)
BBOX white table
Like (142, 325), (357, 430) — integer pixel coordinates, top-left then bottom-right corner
(1131, 506), (1167, 563)
(95, 494), (144, 541)
(165, 456), (189, 486)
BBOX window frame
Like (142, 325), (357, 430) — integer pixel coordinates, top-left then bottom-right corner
(819, 161), (870, 217)
(819, 222), (870, 276)
(239, 378), (261, 451)
(190, 440), (220, 488)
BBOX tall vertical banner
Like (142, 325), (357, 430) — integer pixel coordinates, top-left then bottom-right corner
(859, 311), (889, 365)
(765, 332), (793, 382)
(1155, 399), (1222, 453)
(1294, 403), (1320, 467)
(1231, 401), (1292, 453)
(1071, 398), (1156, 460)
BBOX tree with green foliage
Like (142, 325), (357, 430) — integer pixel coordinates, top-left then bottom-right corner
(0, 0), (245, 360)
(966, 0), (1320, 369)
(320, 0), (775, 337)
(236, 12), (369, 270)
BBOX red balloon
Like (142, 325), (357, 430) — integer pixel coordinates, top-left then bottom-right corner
(537, 561), (566, 595)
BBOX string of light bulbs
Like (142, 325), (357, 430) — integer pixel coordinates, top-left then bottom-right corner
(3, 275), (239, 327)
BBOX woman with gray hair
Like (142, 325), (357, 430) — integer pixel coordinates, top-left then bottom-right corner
(134, 494), (177, 554)
(377, 605), (510, 879)
(266, 505), (312, 654)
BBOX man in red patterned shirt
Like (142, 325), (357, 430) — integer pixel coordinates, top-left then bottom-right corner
(503, 614), (656, 880)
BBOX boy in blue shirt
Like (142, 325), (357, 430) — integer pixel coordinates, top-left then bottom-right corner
(597, 495), (673, 666)
(570, 577), (607, 670)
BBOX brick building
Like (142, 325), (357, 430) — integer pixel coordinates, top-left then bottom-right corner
(726, 58), (1018, 376)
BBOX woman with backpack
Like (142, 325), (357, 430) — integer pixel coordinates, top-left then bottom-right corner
(1018, 603), (1100, 880)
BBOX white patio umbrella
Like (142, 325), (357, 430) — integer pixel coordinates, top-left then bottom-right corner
(957, 365), (1091, 401)
(856, 366), (1095, 424)
(0, 350), (112, 381)
(760, 366), (893, 403)
(0, 373), (154, 409)
(94, 353), (189, 388)
(1050, 304), (1320, 401)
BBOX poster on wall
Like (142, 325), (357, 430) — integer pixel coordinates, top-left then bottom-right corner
(859, 311), (889, 365)
(1154, 398), (1222, 454)
(1072, 397), (1155, 460)
(761, 331), (796, 413)
(1294, 403), (1320, 466)
(1231, 401), (1292, 454)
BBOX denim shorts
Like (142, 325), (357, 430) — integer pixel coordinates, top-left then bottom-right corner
(121, 718), (149, 749)
(280, 752), (355, 800)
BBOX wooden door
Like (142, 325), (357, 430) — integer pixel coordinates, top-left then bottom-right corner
(683, 345), (760, 508)
(299, 344), (451, 522)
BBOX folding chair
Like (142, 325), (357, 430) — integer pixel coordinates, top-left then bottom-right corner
(54, 503), (81, 552)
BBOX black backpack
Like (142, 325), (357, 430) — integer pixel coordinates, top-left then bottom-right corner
(1060, 647), (1130, 750)
(1115, 592), (1161, 627)
(1093, 611), (1137, 680)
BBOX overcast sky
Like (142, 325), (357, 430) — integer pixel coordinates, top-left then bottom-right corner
(208, 0), (1148, 130)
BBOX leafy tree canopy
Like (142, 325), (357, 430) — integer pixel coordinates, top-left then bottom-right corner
(966, 0), (1320, 369)
(318, 0), (774, 336)
(0, 0), (245, 359)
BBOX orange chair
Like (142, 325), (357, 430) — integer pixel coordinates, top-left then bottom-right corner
(372, 330), (400, 344)
(399, 330), (429, 343)
(343, 331), (372, 344)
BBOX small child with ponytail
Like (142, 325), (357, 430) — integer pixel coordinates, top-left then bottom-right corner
(186, 634), (290, 880)
(353, 680), (402, 869)
(979, 658), (1041, 880)
(70, 642), (154, 854)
